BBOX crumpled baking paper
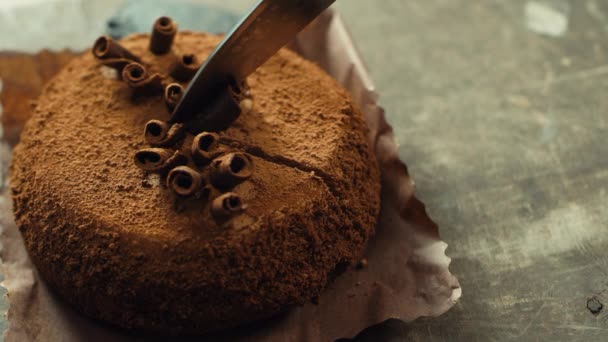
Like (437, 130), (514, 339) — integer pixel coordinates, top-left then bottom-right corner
(0, 7), (461, 342)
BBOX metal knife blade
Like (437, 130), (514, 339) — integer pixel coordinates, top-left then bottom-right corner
(170, 0), (336, 125)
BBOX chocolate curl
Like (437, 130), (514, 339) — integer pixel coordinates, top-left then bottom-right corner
(209, 152), (254, 189)
(191, 132), (221, 166)
(144, 120), (184, 146)
(164, 83), (183, 112)
(211, 192), (247, 219)
(149, 16), (178, 55)
(92, 35), (140, 62)
(122, 62), (163, 93)
(169, 54), (200, 82)
(134, 148), (186, 172)
(167, 166), (203, 197)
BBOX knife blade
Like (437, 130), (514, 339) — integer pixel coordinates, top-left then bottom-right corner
(170, 0), (336, 126)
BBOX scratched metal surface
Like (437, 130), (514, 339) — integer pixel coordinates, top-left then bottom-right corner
(336, 0), (608, 341)
(2, 0), (608, 341)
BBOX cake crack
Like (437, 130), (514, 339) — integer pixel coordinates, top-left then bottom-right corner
(219, 137), (339, 197)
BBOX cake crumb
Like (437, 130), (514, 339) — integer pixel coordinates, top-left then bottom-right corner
(240, 98), (253, 115)
(147, 173), (160, 187)
(99, 66), (118, 79)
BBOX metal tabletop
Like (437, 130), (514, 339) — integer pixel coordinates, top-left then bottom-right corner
(337, 0), (607, 340)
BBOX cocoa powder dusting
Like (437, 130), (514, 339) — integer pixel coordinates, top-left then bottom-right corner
(10, 32), (380, 335)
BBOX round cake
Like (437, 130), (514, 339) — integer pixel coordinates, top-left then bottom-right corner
(10, 21), (380, 335)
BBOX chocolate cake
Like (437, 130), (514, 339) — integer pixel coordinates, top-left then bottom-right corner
(10, 17), (380, 335)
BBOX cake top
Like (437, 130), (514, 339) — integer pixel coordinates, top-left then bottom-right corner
(15, 18), (363, 243)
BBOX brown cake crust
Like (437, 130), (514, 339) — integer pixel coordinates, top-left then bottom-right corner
(10, 32), (380, 334)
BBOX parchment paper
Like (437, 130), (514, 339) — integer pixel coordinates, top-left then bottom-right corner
(0, 8), (461, 342)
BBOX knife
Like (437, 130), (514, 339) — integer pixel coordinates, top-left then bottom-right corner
(169, 0), (336, 129)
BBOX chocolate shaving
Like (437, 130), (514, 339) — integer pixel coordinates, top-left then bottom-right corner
(169, 54), (199, 82)
(164, 83), (183, 112)
(191, 132), (222, 166)
(122, 62), (163, 94)
(143, 120), (184, 146)
(149, 16), (178, 55)
(92, 35), (140, 62)
(133, 148), (185, 172)
(167, 166), (203, 197)
(209, 152), (254, 189)
(211, 192), (247, 218)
